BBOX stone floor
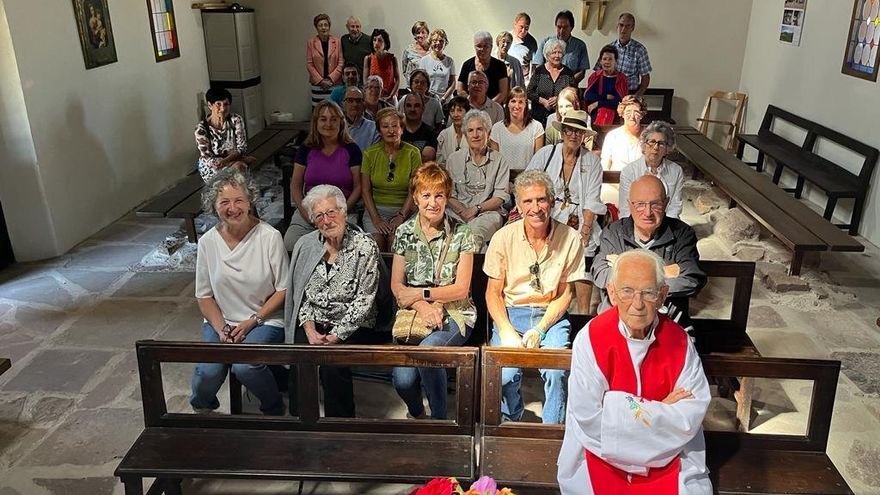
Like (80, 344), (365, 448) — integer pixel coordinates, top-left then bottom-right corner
(2, 195), (880, 493)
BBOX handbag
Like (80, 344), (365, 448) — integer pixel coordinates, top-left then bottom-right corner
(392, 230), (454, 344)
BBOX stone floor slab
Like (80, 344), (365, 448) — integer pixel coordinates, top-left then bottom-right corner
(57, 270), (124, 294)
(747, 305), (786, 328)
(63, 244), (154, 270)
(832, 352), (880, 395)
(29, 397), (76, 426)
(0, 276), (74, 308)
(53, 300), (177, 349)
(33, 477), (118, 495)
(19, 408), (141, 467)
(131, 226), (178, 244)
(112, 272), (193, 298)
(3, 349), (115, 393)
(90, 222), (149, 243)
(80, 353), (136, 409)
(155, 304), (203, 341)
(8, 307), (70, 338)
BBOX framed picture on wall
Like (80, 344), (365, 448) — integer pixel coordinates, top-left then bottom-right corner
(72, 0), (118, 69)
(842, 0), (880, 81)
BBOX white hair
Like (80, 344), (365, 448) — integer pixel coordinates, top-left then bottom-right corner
(542, 38), (567, 60)
(610, 249), (667, 288)
(302, 184), (347, 221)
(514, 170), (555, 203)
(462, 109), (491, 133)
(473, 31), (492, 43)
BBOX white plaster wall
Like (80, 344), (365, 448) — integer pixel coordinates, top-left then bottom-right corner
(0, 0), (57, 260)
(739, 0), (880, 246)
(248, 0), (752, 127)
(0, 0), (209, 260)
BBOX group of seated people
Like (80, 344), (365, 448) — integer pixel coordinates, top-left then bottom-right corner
(191, 163), (710, 492)
(188, 10), (714, 491)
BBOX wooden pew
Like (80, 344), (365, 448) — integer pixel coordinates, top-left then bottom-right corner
(737, 105), (878, 235)
(115, 341), (478, 494)
(136, 126), (303, 242)
(677, 130), (863, 275)
(479, 347), (852, 494)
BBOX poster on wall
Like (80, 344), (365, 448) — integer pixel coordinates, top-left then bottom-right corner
(780, 0), (807, 45)
(72, 0), (118, 69)
(842, 0), (880, 81)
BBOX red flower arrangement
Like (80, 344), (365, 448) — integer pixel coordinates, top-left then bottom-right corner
(408, 476), (516, 495)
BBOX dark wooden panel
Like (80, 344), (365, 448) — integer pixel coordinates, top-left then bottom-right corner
(136, 173), (204, 217)
(676, 136), (826, 251)
(116, 428), (474, 482)
(708, 441), (852, 495)
(249, 130), (298, 167)
(481, 436), (560, 487)
(0, 358), (10, 376)
(687, 133), (863, 252)
(245, 129), (280, 152)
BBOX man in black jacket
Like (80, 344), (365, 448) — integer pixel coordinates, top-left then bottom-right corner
(591, 175), (705, 326)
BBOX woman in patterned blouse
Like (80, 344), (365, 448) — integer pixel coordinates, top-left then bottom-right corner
(284, 184), (382, 417)
(391, 164), (476, 420)
(194, 88), (256, 183)
(527, 38), (576, 126)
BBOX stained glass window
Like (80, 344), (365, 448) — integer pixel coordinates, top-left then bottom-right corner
(147, 0), (180, 62)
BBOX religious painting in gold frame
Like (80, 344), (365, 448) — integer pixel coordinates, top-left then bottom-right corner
(72, 0), (118, 70)
(842, 0), (880, 81)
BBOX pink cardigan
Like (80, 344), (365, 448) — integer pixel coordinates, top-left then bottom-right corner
(305, 35), (344, 86)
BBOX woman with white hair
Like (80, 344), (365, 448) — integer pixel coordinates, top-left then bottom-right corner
(190, 168), (289, 416)
(445, 109), (510, 249)
(618, 120), (684, 218)
(455, 30), (510, 102)
(527, 38), (576, 125)
(284, 184), (382, 417)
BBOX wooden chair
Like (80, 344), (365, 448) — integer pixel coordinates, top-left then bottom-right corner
(697, 91), (747, 153)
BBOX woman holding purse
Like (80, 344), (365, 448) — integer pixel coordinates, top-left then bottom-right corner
(390, 163), (476, 420)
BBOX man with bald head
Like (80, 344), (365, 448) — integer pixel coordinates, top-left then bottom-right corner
(591, 175), (705, 320)
(341, 16), (371, 78)
(558, 248), (712, 494)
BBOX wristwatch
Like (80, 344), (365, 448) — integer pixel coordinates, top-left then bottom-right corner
(475, 204), (483, 214)
(423, 288), (431, 301)
(250, 313), (265, 326)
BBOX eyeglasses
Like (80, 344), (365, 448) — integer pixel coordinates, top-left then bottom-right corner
(469, 80), (488, 86)
(386, 160), (396, 182)
(616, 287), (661, 303)
(561, 127), (586, 136)
(312, 208), (340, 223)
(630, 201), (665, 213)
(343, 97), (365, 103)
(623, 108), (644, 117)
(645, 139), (668, 148)
(529, 262), (543, 292)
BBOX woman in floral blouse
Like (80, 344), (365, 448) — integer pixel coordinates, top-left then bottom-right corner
(390, 163), (475, 420)
(195, 87), (256, 183)
(284, 184), (382, 417)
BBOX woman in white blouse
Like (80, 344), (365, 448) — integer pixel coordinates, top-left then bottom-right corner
(490, 86), (545, 173)
(618, 121), (684, 218)
(190, 168), (289, 416)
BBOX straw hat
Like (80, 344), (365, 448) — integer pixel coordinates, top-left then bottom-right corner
(551, 109), (597, 137)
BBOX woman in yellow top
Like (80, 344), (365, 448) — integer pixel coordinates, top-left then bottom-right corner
(361, 107), (423, 250)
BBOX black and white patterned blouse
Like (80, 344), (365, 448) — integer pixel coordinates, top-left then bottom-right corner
(194, 113), (248, 182)
(297, 229), (380, 340)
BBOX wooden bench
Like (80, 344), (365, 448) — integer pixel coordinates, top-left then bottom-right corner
(480, 347), (852, 494)
(677, 129), (863, 275)
(737, 105), (878, 235)
(115, 341), (478, 494)
(136, 126), (302, 242)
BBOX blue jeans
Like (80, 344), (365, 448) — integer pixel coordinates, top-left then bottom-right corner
(190, 322), (285, 415)
(489, 306), (570, 424)
(392, 319), (471, 420)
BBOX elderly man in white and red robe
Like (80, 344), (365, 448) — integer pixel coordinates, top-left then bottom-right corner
(557, 248), (712, 494)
